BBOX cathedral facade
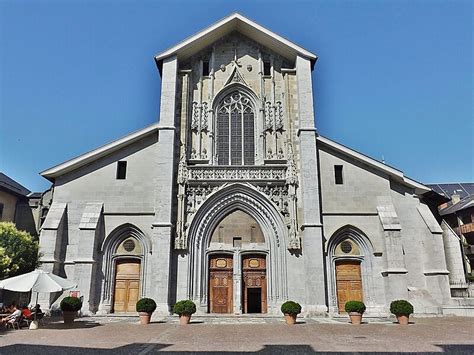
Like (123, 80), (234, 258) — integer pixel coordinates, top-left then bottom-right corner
(38, 14), (458, 316)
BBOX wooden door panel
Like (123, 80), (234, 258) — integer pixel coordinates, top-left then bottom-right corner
(127, 280), (140, 312)
(116, 262), (140, 279)
(114, 280), (127, 313)
(209, 255), (233, 313)
(336, 261), (362, 313)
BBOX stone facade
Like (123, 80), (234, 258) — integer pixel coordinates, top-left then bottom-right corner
(38, 14), (463, 317)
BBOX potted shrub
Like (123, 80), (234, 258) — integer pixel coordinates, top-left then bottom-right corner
(281, 301), (302, 325)
(344, 300), (366, 325)
(60, 296), (82, 324)
(173, 300), (196, 325)
(136, 298), (157, 325)
(390, 300), (414, 325)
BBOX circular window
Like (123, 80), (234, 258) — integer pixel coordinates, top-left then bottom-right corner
(123, 239), (136, 252)
(341, 241), (352, 254)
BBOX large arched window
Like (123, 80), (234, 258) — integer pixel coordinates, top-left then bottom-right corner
(216, 91), (255, 165)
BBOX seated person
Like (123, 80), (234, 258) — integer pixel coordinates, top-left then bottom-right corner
(1, 305), (21, 326)
(30, 304), (44, 319)
(21, 305), (32, 320)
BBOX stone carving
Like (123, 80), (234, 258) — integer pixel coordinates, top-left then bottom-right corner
(256, 185), (289, 216)
(191, 102), (199, 130)
(264, 101), (273, 130)
(187, 166), (287, 181)
(186, 185), (219, 216)
(201, 102), (208, 131)
(274, 101), (283, 131)
(175, 146), (188, 249)
(285, 143), (298, 186)
(264, 101), (284, 132)
(286, 142), (300, 250)
(190, 101), (209, 132)
(224, 68), (248, 87)
(177, 146), (188, 186)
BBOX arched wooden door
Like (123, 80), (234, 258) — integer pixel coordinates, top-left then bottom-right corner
(335, 260), (363, 313)
(209, 255), (233, 313)
(113, 259), (140, 313)
(242, 255), (267, 314)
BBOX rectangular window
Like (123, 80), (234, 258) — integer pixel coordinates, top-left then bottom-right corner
(233, 237), (242, 248)
(202, 61), (210, 76)
(0, 203), (3, 219)
(116, 161), (127, 180)
(334, 165), (343, 185)
(263, 61), (271, 76)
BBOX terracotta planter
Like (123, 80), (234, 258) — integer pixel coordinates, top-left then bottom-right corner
(62, 311), (76, 324)
(349, 312), (362, 325)
(284, 314), (297, 325)
(139, 312), (152, 325)
(396, 315), (409, 325)
(179, 314), (191, 325)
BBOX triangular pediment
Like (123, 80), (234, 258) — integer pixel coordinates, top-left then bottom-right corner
(155, 13), (317, 73)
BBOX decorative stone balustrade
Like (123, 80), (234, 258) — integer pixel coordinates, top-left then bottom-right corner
(187, 166), (287, 183)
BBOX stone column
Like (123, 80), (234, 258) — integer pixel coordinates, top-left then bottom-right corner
(295, 55), (326, 313)
(151, 55), (178, 314)
(233, 250), (242, 314)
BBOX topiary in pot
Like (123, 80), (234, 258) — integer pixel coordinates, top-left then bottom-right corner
(281, 301), (302, 325)
(60, 296), (82, 324)
(173, 300), (196, 325)
(390, 300), (414, 325)
(344, 301), (366, 325)
(136, 298), (157, 325)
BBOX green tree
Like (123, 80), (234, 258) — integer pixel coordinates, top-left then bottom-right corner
(0, 222), (39, 279)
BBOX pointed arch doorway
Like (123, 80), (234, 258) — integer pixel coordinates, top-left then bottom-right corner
(208, 210), (268, 314)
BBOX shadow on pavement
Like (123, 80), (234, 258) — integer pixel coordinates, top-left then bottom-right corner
(1, 343), (474, 354)
(42, 321), (102, 330)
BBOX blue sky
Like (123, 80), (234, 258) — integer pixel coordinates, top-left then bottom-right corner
(0, 0), (472, 192)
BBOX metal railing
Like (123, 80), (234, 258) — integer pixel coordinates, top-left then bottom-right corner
(450, 280), (474, 298)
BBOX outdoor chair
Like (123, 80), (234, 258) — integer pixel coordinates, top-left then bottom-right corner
(5, 316), (22, 330)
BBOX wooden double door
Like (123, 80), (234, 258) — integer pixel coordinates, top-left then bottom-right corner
(208, 254), (267, 314)
(113, 259), (141, 313)
(335, 260), (363, 313)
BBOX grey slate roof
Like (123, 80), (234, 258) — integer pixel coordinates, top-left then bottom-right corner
(0, 172), (30, 197)
(427, 183), (474, 200)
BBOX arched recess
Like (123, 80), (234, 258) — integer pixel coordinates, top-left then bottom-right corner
(326, 225), (376, 314)
(187, 183), (289, 312)
(99, 224), (151, 312)
(210, 83), (263, 165)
